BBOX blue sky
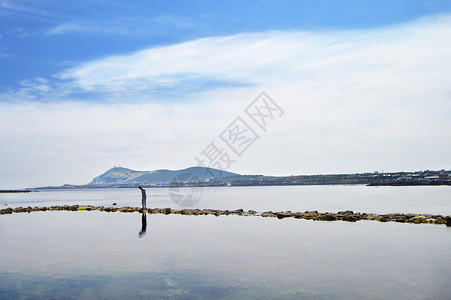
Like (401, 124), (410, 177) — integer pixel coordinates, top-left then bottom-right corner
(1, 0), (451, 188)
(2, 0), (451, 91)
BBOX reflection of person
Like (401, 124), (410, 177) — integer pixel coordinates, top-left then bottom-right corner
(139, 213), (147, 238)
(138, 186), (147, 209)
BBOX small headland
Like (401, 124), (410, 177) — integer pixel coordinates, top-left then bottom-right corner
(1, 205), (450, 226)
(0, 190), (32, 193)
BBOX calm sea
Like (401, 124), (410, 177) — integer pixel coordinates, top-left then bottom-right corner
(1, 185), (450, 214)
(0, 186), (450, 299)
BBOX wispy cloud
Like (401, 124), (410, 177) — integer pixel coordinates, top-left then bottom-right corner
(0, 0), (55, 18)
(49, 14), (451, 102)
(47, 14), (198, 37)
(47, 21), (93, 35)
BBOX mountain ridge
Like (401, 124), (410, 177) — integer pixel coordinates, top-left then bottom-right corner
(89, 166), (242, 185)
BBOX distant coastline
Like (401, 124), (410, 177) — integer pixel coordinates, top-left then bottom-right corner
(29, 167), (451, 190)
(3, 167), (448, 191)
(0, 190), (32, 193)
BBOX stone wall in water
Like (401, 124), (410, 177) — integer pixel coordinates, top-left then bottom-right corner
(1, 205), (450, 226)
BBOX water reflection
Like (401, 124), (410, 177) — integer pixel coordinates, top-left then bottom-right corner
(138, 213), (147, 238)
(1, 212), (451, 299)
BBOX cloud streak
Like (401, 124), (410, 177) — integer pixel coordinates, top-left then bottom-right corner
(47, 14), (198, 38)
(51, 14), (451, 101)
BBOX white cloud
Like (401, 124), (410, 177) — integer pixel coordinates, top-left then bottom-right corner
(1, 15), (451, 188)
(48, 21), (92, 35)
(52, 15), (451, 103)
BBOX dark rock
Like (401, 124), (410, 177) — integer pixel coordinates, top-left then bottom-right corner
(1, 208), (12, 214)
(317, 213), (336, 221)
(393, 216), (407, 223)
(377, 216), (389, 222)
(119, 207), (136, 213)
(261, 211), (276, 217)
(275, 211), (293, 219)
(342, 215), (358, 222)
(0, 205), (449, 227)
(13, 207), (25, 213)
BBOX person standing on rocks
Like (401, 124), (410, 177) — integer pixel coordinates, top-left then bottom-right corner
(138, 186), (147, 209)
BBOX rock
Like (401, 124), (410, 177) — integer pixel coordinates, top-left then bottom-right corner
(0, 208), (12, 214)
(377, 215), (389, 222)
(214, 210), (227, 216)
(13, 207), (25, 213)
(0, 205), (449, 227)
(190, 209), (201, 215)
(317, 213), (336, 221)
(393, 215), (408, 223)
(291, 212), (304, 218)
(342, 215), (358, 222)
(410, 215), (427, 224)
(119, 207), (136, 213)
(275, 211), (293, 219)
(261, 211), (276, 217)
(112, 203), (117, 206)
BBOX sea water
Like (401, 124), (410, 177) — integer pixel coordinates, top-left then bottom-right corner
(0, 186), (450, 299)
(0, 211), (450, 299)
(1, 185), (450, 215)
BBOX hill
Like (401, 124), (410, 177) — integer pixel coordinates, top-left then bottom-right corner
(89, 166), (242, 186)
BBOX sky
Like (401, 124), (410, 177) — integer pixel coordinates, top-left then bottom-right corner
(1, 0), (451, 189)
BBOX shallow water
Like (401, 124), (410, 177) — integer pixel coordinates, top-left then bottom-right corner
(1, 185), (450, 214)
(0, 211), (450, 299)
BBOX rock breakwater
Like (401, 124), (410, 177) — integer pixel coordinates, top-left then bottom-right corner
(1, 205), (450, 226)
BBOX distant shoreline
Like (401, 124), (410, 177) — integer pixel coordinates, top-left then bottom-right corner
(0, 190), (32, 193)
(28, 182), (451, 190)
(368, 182), (451, 186)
